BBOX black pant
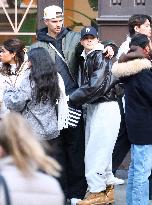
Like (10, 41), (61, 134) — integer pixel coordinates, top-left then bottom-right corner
(112, 113), (130, 173)
(112, 96), (130, 174)
(112, 96), (152, 199)
(48, 116), (87, 199)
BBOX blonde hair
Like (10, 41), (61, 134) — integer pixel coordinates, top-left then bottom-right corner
(0, 112), (61, 177)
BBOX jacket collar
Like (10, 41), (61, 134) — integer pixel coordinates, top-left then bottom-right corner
(81, 43), (104, 59)
(112, 58), (152, 78)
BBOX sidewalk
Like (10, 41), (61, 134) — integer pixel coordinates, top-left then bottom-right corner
(115, 173), (152, 205)
(114, 179), (126, 205)
(67, 170), (152, 204)
(115, 169), (127, 205)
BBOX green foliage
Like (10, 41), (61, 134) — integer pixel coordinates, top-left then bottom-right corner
(88, 0), (98, 11)
(18, 13), (36, 45)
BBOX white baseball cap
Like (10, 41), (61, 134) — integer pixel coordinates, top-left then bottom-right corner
(43, 5), (63, 20)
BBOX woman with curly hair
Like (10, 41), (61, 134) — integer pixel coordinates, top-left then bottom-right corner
(0, 38), (29, 118)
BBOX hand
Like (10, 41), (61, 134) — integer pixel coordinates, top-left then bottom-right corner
(103, 46), (114, 59)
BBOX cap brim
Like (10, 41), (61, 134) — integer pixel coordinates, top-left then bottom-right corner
(81, 34), (97, 40)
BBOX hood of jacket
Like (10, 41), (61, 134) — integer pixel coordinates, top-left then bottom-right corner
(112, 45), (152, 78)
(36, 27), (70, 43)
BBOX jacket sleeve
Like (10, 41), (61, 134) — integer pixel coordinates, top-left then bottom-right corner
(101, 40), (118, 57)
(69, 52), (111, 107)
(3, 74), (32, 112)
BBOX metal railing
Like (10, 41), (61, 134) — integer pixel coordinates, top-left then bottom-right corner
(0, 0), (36, 35)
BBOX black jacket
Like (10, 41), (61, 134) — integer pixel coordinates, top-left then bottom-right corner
(112, 46), (152, 145)
(30, 27), (80, 95)
(70, 45), (119, 107)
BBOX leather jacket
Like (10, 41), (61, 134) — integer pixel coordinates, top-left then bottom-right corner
(70, 47), (119, 107)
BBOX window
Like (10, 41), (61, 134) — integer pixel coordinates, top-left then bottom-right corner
(135, 0), (146, 5)
(111, 0), (121, 5)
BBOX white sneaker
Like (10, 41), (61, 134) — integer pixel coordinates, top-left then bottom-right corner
(70, 198), (82, 205)
(113, 177), (124, 185)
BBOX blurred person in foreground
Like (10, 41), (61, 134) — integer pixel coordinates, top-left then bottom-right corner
(0, 111), (64, 205)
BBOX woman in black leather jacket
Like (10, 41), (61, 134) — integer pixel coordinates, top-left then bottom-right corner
(70, 26), (121, 205)
(70, 47), (118, 106)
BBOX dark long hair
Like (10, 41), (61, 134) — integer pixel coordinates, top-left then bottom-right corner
(0, 38), (25, 75)
(28, 47), (60, 105)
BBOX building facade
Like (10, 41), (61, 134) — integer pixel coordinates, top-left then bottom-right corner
(0, 0), (151, 46)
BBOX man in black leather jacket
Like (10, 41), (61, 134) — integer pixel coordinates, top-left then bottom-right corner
(70, 26), (121, 205)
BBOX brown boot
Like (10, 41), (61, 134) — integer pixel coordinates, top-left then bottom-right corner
(105, 185), (114, 205)
(76, 191), (106, 205)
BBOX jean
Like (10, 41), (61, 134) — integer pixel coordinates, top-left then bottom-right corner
(126, 144), (152, 205)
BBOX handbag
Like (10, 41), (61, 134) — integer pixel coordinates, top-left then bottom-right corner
(28, 107), (48, 135)
(0, 175), (11, 205)
(26, 105), (57, 138)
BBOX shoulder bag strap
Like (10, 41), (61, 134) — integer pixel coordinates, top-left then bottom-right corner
(0, 175), (11, 205)
(49, 43), (67, 65)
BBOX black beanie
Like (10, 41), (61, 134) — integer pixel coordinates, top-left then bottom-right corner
(129, 33), (149, 49)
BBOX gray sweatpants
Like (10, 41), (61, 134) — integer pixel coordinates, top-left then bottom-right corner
(85, 101), (121, 192)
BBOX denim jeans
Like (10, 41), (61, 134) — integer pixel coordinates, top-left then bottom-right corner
(126, 144), (152, 205)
